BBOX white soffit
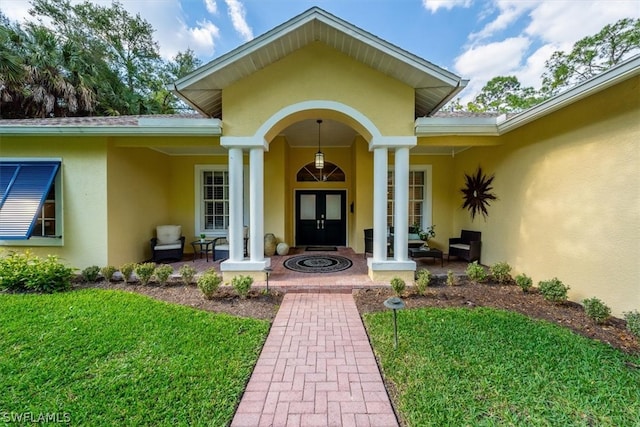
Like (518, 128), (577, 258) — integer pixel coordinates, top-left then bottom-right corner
(172, 7), (466, 118)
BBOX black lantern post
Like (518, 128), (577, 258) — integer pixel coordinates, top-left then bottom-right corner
(264, 267), (273, 292)
(383, 296), (405, 350)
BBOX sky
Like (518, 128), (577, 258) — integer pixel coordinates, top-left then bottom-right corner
(2, 0), (639, 102)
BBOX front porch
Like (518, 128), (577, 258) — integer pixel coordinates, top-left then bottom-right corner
(164, 246), (469, 291)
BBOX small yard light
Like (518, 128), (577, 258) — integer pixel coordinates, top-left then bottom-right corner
(383, 296), (405, 350)
(264, 267), (273, 292)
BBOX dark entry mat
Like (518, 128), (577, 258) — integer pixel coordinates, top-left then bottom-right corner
(284, 255), (352, 273)
(305, 246), (337, 251)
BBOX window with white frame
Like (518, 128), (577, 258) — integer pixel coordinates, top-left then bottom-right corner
(387, 166), (432, 230)
(33, 180), (58, 237)
(200, 168), (229, 233)
(194, 164), (251, 237)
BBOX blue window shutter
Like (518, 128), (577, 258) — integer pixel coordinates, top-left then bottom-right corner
(0, 161), (60, 240)
(0, 164), (19, 203)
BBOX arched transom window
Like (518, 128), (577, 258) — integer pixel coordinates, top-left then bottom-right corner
(296, 162), (345, 182)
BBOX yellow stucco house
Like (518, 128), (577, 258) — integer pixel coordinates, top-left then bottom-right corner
(1, 8), (638, 315)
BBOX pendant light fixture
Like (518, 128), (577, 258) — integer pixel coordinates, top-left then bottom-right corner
(314, 119), (325, 169)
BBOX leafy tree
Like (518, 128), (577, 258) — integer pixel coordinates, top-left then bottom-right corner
(542, 18), (640, 96)
(0, 14), (27, 113)
(448, 18), (640, 114)
(156, 49), (203, 113)
(1, 0), (200, 118)
(465, 76), (543, 113)
(0, 16), (96, 118)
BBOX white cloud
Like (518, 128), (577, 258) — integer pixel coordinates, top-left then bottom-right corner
(0, 0), (30, 23)
(225, 0), (253, 41)
(204, 0), (218, 15)
(422, 0), (472, 13)
(455, 37), (530, 79)
(516, 43), (558, 88)
(454, 37), (530, 103)
(469, 0), (535, 42)
(525, 0), (640, 45)
(184, 19), (220, 56)
(456, 0), (640, 102)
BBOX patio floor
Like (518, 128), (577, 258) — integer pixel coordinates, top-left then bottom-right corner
(165, 246), (470, 291)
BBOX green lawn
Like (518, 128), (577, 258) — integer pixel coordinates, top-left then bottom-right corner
(0, 289), (270, 426)
(364, 307), (640, 426)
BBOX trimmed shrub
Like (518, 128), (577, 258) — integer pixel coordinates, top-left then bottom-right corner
(466, 261), (487, 284)
(154, 265), (174, 286)
(490, 261), (512, 284)
(100, 266), (117, 282)
(623, 310), (640, 338)
(582, 297), (611, 324)
(81, 265), (101, 283)
(119, 263), (136, 283)
(135, 263), (156, 286)
(179, 264), (197, 286)
(446, 270), (456, 286)
(538, 278), (569, 303)
(232, 275), (253, 299)
(515, 273), (533, 293)
(197, 269), (222, 299)
(390, 277), (406, 296)
(415, 269), (431, 295)
(0, 251), (73, 293)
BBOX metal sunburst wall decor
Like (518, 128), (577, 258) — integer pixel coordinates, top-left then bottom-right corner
(461, 167), (497, 220)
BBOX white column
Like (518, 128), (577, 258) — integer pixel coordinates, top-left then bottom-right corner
(249, 147), (264, 261)
(394, 147), (410, 261)
(228, 147), (244, 262)
(373, 147), (388, 261)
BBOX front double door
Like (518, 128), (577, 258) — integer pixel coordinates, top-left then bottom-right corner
(295, 190), (346, 247)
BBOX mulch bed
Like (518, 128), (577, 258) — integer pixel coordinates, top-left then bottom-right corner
(353, 278), (639, 355)
(76, 277), (639, 355)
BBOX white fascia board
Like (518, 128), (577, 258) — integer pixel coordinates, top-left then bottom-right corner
(498, 56), (640, 134)
(0, 120), (222, 137)
(174, 11), (318, 89)
(415, 117), (499, 136)
(174, 7), (463, 91)
(312, 11), (462, 86)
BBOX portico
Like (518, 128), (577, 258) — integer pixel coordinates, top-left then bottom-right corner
(172, 8), (466, 282)
(218, 102), (423, 281)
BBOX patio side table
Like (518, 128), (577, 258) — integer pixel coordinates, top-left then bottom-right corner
(191, 240), (214, 262)
(409, 247), (444, 267)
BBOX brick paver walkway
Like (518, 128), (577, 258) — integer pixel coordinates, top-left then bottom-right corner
(231, 292), (399, 427)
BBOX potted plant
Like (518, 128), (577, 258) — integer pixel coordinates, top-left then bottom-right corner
(412, 223), (436, 248)
(199, 233), (206, 243)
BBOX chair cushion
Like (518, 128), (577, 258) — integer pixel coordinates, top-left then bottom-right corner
(154, 243), (182, 250)
(450, 243), (470, 250)
(156, 225), (181, 245)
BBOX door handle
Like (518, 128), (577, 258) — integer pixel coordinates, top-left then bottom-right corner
(321, 220), (325, 229)
(317, 220), (320, 229)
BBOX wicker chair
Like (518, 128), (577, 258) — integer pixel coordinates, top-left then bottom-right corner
(212, 227), (249, 261)
(150, 225), (185, 262)
(363, 228), (373, 258)
(448, 230), (481, 263)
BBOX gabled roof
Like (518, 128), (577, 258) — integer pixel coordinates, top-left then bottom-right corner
(172, 7), (467, 119)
